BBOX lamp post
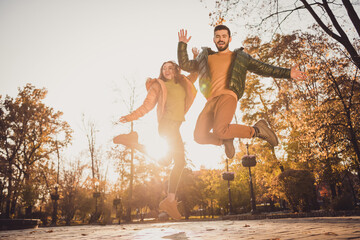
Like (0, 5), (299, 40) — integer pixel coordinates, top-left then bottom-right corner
(241, 143), (257, 214)
(222, 158), (235, 215)
(51, 141), (61, 226)
(126, 123), (135, 222)
(50, 183), (59, 226)
(93, 181), (100, 218)
(113, 197), (122, 224)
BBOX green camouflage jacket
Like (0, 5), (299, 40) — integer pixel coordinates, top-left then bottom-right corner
(177, 42), (291, 100)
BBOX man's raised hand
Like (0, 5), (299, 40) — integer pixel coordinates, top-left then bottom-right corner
(178, 29), (192, 43)
(291, 65), (307, 81)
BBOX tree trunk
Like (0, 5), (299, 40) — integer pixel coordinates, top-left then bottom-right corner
(25, 206), (32, 218)
(5, 164), (12, 219)
(345, 110), (360, 181)
(342, 0), (360, 38)
(24, 168), (33, 219)
(329, 183), (337, 199)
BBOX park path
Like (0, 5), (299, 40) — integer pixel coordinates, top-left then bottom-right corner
(1, 216), (360, 239)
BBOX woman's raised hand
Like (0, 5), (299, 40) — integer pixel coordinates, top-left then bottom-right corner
(192, 47), (199, 59)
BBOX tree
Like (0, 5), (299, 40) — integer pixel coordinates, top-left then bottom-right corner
(197, 169), (221, 218)
(0, 93), (25, 218)
(0, 84), (72, 218)
(274, 169), (318, 212)
(237, 32), (359, 203)
(177, 168), (203, 219)
(203, 0), (360, 69)
(108, 141), (168, 220)
(59, 158), (87, 225)
(82, 115), (99, 183)
(112, 76), (145, 222)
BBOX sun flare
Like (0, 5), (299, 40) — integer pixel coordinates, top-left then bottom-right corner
(143, 136), (169, 161)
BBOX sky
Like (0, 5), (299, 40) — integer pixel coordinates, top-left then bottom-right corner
(0, 0), (251, 173)
(2, 0), (359, 190)
(2, 0), (358, 179)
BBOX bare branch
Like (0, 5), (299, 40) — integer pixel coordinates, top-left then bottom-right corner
(255, 5), (307, 27)
(300, 0), (342, 42)
(342, 0), (360, 38)
(272, 9), (298, 39)
(321, 0), (360, 68)
(322, 0), (349, 40)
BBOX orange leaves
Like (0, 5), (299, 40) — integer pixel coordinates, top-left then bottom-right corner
(210, 16), (227, 27)
(215, 17), (226, 26)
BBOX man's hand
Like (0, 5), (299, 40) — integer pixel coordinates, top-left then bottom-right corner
(291, 65), (307, 80)
(178, 29), (192, 43)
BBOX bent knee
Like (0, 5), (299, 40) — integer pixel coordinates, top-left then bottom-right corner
(213, 126), (228, 139)
(194, 132), (207, 144)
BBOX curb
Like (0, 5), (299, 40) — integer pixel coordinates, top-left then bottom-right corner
(221, 210), (360, 221)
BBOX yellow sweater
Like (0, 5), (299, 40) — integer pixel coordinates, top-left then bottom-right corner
(208, 51), (238, 101)
(162, 78), (186, 121)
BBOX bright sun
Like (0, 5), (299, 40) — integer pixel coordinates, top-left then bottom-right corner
(142, 135), (169, 161)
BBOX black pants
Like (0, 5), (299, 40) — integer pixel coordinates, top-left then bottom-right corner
(158, 118), (186, 194)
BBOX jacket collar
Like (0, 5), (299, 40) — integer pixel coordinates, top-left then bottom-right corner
(202, 47), (244, 55)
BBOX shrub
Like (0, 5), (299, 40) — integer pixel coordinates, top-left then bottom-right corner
(274, 169), (318, 212)
(330, 192), (354, 211)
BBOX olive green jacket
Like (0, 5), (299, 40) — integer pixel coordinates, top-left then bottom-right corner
(178, 42), (291, 100)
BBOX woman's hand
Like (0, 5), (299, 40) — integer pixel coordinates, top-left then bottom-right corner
(192, 47), (199, 59)
(119, 115), (129, 123)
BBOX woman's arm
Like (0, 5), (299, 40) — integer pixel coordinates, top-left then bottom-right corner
(119, 81), (160, 122)
(185, 47), (200, 83)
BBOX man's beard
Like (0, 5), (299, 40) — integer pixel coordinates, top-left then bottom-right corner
(216, 41), (229, 52)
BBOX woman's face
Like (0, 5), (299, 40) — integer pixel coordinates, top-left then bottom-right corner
(162, 63), (175, 80)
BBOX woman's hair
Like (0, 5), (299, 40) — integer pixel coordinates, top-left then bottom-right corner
(159, 61), (182, 83)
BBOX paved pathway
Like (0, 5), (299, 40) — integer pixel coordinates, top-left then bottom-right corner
(1, 216), (360, 239)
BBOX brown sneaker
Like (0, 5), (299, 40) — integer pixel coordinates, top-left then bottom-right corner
(113, 131), (139, 147)
(223, 138), (235, 158)
(113, 131), (154, 160)
(253, 119), (279, 146)
(159, 198), (181, 220)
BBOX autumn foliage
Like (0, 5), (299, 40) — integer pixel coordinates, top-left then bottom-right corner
(1, 28), (359, 224)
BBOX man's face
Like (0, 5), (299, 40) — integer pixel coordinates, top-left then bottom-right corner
(213, 29), (231, 52)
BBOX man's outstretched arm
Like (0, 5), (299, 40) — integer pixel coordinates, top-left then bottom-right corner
(177, 29), (199, 73)
(247, 54), (307, 80)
